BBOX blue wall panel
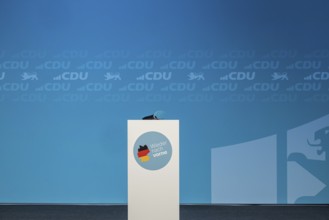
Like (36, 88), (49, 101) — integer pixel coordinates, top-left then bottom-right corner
(0, 0), (329, 204)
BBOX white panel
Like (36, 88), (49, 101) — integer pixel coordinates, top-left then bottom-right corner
(211, 135), (277, 204)
(128, 120), (179, 220)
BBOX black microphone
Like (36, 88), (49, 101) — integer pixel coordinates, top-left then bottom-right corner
(142, 114), (158, 120)
(142, 111), (165, 120)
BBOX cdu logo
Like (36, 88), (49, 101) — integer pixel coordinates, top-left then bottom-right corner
(203, 61), (238, 70)
(0, 83), (29, 91)
(53, 72), (88, 81)
(203, 83), (238, 92)
(35, 83), (71, 92)
(77, 83), (112, 92)
(286, 83), (322, 92)
(244, 83), (280, 92)
(78, 61), (112, 70)
(162, 61), (196, 70)
(36, 61), (71, 70)
(161, 83), (196, 92)
(245, 61), (280, 70)
(286, 61), (322, 70)
(220, 72), (256, 81)
(0, 61), (29, 70)
(136, 72), (172, 81)
(120, 61), (154, 70)
(14, 94), (47, 103)
(304, 72), (329, 81)
(119, 83), (154, 92)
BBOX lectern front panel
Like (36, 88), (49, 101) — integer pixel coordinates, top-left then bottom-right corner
(128, 120), (179, 220)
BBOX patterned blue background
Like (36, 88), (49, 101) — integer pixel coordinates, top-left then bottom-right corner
(0, 0), (329, 204)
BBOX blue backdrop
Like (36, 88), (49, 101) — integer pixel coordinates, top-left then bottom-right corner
(0, 0), (329, 204)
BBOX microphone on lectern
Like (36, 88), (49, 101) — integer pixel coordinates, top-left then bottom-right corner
(142, 110), (166, 120)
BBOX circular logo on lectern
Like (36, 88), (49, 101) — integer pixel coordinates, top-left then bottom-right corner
(133, 131), (172, 171)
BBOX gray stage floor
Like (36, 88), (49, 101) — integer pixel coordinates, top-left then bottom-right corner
(0, 205), (328, 220)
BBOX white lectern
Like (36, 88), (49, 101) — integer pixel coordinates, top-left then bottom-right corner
(128, 120), (179, 220)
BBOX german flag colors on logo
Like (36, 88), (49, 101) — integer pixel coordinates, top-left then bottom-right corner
(133, 131), (172, 170)
(138, 145), (150, 162)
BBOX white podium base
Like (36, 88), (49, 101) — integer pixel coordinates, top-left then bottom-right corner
(128, 120), (179, 220)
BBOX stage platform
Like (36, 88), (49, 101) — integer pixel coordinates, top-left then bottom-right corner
(1, 205), (328, 220)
